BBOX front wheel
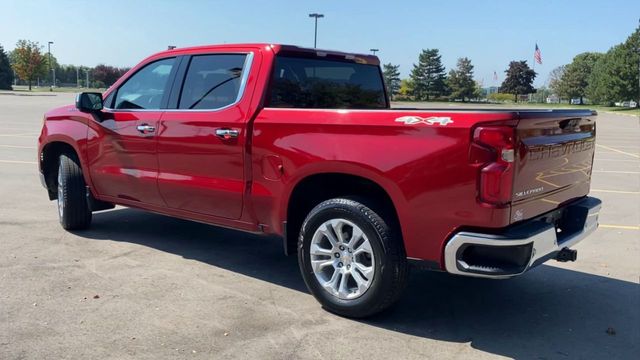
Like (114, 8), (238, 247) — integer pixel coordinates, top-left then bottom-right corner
(57, 153), (92, 230)
(298, 198), (408, 318)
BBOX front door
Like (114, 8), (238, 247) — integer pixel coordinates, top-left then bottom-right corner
(87, 57), (177, 206)
(157, 53), (254, 219)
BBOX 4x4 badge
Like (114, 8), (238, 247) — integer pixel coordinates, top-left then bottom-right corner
(395, 116), (453, 126)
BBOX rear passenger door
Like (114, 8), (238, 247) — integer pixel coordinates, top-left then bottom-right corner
(156, 52), (255, 219)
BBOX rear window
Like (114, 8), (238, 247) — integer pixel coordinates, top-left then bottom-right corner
(268, 56), (387, 109)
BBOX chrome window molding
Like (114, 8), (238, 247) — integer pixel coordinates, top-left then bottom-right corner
(104, 52), (254, 113)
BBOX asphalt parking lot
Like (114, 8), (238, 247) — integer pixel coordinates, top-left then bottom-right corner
(1, 93), (638, 359)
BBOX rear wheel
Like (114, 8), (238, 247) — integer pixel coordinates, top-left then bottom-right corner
(298, 198), (408, 318)
(57, 154), (92, 230)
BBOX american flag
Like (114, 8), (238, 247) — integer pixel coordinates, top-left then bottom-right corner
(534, 43), (542, 64)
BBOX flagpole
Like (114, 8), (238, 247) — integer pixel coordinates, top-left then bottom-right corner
(532, 41), (536, 72)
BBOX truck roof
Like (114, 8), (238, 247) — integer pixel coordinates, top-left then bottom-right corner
(154, 43), (380, 65)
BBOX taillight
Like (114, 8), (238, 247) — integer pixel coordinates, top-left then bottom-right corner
(469, 126), (516, 206)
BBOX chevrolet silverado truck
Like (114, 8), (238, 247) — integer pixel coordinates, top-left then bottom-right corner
(38, 44), (601, 318)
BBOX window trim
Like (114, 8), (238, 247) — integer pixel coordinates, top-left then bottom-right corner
(168, 52), (254, 112)
(104, 56), (179, 112)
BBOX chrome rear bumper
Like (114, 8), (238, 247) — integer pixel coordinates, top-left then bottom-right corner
(444, 197), (601, 279)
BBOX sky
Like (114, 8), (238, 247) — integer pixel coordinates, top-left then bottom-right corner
(1, 0), (639, 87)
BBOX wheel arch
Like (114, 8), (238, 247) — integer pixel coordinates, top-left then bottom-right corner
(40, 140), (82, 200)
(282, 170), (405, 256)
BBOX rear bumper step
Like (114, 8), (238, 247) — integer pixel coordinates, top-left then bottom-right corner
(444, 196), (601, 278)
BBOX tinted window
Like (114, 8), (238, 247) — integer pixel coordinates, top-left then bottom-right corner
(269, 56), (387, 109)
(114, 58), (175, 110)
(179, 54), (247, 110)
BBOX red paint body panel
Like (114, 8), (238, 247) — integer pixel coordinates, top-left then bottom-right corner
(250, 108), (519, 262)
(38, 43), (596, 269)
(87, 110), (165, 205)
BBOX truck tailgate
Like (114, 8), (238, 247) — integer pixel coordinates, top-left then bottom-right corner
(510, 110), (596, 223)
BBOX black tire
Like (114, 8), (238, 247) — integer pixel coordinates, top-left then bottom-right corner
(298, 198), (408, 318)
(57, 153), (92, 230)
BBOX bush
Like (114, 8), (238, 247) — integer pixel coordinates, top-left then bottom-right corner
(393, 94), (413, 101)
(90, 80), (105, 89)
(487, 93), (515, 102)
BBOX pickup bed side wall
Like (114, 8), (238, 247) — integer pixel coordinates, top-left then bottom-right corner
(250, 109), (517, 263)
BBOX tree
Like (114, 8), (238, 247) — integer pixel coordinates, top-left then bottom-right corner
(500, 60), (536, 102)
(548, 65), (566, 98)
(0, 45), (13, 90)
(447, 57), (476, 101)
(382, 63), (401, 100)
(587, 26), (639, 105)
(11, 40), (47, 90)
(398, 78), (414, 99)
(92, 64), (129, 87)
(556, 52), (603, 104)
(410, 49), (447, 100)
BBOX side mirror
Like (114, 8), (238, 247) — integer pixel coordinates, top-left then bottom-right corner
(76, 92), (103, 112)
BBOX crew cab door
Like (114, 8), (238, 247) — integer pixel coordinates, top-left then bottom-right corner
(156, 52), (256, 219)
(86, 57), (177, 206)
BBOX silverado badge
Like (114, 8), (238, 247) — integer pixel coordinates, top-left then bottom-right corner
(395, 116), (453, 126)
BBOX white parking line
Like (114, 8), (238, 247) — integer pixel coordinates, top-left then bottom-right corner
(0, 159), (37, 164)
(591, 189), (640, 194)
(596, 144), (640, 159)
(594, 158), (639, 162)
(596, 145), (640, 149)
(0, 134), (38, 138)
(0, 144), (36, 149)
(592, 170), (640, 174)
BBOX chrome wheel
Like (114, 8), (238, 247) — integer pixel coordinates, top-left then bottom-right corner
(310, 218), (375, 300)
(57, 167), (64, 218)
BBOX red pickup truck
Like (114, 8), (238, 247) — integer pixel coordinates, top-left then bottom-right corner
(38, 44), (601, 317)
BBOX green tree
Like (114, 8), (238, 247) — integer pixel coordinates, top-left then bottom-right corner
(382, 63), (401, 100)
(11, 40), (47, 90)
(0, 44), (14, 90)
(557, 52), (603, 104)
(398, 78), (414, 99)
(447, 57), (476, 102)
(548, 65), (566, 100)
(587, 26), (639, 105)
(499, 60), (536, 102)
(410, 49), (447, 100)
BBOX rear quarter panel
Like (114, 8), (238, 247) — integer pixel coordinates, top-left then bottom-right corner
(251, 109), (517, 263)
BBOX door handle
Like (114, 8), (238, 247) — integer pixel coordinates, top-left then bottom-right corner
(215, 128), (239, 139)
(136, 124), (156, 134)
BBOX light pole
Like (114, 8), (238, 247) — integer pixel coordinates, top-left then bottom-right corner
(85, 68), (90, 89)
(370, 48), (379, 55)
(308, 13), (324, 48)
(48, 41), (54, 91)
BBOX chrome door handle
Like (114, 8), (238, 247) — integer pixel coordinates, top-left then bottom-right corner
(136, 124), (156, 133)
(215, 128), (239, 139)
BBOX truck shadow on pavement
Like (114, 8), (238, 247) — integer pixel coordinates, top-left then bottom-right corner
(81, 208), (638, 360)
